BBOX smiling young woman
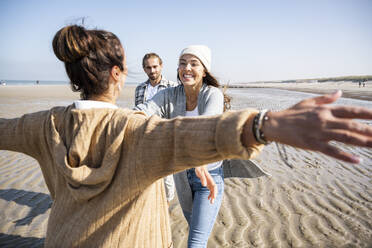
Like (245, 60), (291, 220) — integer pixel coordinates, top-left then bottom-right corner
(175, 46), (228, 247)
(136, 45), (261, 247)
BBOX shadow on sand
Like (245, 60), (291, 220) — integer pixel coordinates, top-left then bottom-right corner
(0, 233), (44, 248)
(0, 189), (52, 226)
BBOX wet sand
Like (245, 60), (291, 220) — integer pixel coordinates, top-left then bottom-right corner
(0, 84), (371, 247)
(230, 80), (372, 101)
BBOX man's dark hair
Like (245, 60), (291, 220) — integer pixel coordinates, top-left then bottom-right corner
(142, 53), (162, 68)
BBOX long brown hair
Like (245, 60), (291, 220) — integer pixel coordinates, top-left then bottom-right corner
(204, 72), (231, 111)
(52, 25), (125, 99)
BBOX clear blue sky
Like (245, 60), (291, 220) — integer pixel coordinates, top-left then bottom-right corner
(0, 0), (371, 83)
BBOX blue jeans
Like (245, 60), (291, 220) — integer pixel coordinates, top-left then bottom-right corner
(183, 166), (224, 248)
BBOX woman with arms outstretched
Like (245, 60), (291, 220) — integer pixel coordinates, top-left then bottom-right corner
(0, 25), (371, 248)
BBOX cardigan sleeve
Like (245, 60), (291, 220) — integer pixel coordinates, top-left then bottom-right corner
(0, 110), (51, 158)
(134, 89), (167, 118)
(126, 109), (263, 183)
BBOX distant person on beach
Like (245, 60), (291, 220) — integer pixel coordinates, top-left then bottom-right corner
(135, 45), (267, 247)
(359, 81), (361, 88)
(134, 52), (178, 205)
(0, 25), (372, 247)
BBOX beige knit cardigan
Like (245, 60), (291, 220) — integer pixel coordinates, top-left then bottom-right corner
(0, 105), (262, 247)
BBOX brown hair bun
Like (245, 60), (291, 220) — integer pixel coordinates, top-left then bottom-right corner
(52, 25), (91, 63)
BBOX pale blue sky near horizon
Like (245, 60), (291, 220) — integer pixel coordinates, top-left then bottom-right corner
(0, 0), (371, 84)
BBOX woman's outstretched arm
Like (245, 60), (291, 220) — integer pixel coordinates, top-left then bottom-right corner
(245, 91), (372, 163)
(0, 109), (56, 158)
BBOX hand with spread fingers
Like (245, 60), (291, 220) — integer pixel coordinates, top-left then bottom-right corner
(195, 165), (217, 204)
(259, 90), (372, 163)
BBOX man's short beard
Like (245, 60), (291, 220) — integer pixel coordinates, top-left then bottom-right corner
(149, 73), (160, 81)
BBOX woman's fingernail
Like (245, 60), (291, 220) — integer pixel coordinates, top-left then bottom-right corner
(332, 90), (342, 97)
(351, 155), (361, 164)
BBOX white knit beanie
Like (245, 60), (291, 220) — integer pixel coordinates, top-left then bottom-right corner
(179, 45), (211, 72)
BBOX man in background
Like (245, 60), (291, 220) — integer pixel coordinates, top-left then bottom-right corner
(134, 53), (178, 106)
(134, 53), (178, 205)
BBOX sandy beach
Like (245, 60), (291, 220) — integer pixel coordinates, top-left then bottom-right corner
(0, 83), (371, 247)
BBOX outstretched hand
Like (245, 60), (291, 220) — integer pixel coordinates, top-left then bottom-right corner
(263, 90), (372, 163)
(195, 165), (217, 204)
